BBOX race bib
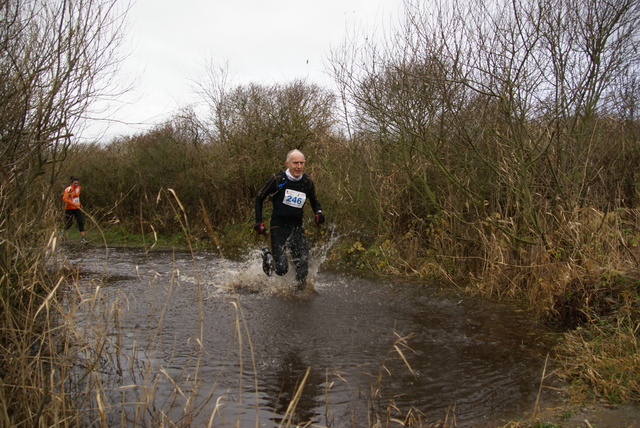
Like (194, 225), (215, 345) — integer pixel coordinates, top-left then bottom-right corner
(283, 189), (306, 208)
(72, 197), (80, 204)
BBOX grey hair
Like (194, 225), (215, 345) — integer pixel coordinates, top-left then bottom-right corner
(286, 149), (305, 162)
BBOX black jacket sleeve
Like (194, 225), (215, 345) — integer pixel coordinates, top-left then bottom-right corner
(306, 179), (322, 214)
(254, 174), (279, 223)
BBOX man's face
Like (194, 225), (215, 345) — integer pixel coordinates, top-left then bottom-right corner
(71, 180), (79, 187)
(285, 153), (305, 178)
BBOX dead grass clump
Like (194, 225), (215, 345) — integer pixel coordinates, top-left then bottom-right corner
(556, 297), (640, 404)
(549, 272), (640, 328)
(0, 238), (79, 426)
(550, 268), (640, 404)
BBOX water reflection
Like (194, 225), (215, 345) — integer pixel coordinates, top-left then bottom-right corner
(63, 245), (558, 427)
(258, 347), (323, 424)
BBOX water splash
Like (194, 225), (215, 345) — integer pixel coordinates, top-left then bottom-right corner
(222, 224), (340, 297)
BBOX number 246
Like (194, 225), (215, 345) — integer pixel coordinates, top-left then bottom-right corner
(286, 195), (303, 205)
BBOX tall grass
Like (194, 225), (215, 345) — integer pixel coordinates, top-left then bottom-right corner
(0, 205), (93, 426)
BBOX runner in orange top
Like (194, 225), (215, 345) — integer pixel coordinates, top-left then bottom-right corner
(62, 176), (86, 242)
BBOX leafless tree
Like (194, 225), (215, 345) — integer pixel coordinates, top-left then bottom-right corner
(0, 0), (128, 270)
(329, 0), (640, 244)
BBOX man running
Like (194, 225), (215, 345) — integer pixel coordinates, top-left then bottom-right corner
(62, 176), (87, 243)
(254, 149), (325, 290)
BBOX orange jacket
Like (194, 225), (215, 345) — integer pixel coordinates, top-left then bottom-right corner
(62, 185), (82, 210)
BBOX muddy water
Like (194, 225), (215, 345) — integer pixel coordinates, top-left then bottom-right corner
(65, 245), (557, 427)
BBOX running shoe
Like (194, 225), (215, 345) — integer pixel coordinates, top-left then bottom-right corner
(261, 247), (275, 276)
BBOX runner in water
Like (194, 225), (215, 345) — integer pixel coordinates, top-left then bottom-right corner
(254, 149), (324, 290)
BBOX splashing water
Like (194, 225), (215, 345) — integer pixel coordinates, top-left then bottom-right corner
(224, 225), (340, 297)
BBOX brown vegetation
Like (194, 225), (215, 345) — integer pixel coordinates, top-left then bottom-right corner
(2, 0), (640, 425)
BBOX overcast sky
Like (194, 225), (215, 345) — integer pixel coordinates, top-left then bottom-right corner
(85, 0), (402, 142)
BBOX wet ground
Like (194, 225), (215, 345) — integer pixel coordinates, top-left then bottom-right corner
(61, 244), (564, 427)
(530, 404), (640, 428)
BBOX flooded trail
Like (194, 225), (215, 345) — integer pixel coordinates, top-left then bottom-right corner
(63, 245), (558, 427)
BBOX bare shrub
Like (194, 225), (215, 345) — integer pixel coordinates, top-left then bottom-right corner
(0, 0), (128, 424)
(328, 0), (640, 301)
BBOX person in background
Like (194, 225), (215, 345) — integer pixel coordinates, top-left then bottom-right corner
(62, 176), (87, 243)
(254, 149), (325, 290)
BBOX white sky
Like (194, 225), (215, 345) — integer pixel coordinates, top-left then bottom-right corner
(85, 0), (403, 142)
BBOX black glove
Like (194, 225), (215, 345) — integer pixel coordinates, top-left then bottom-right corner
(315, 211), (325, 225)
(254, 222), (266, 234)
